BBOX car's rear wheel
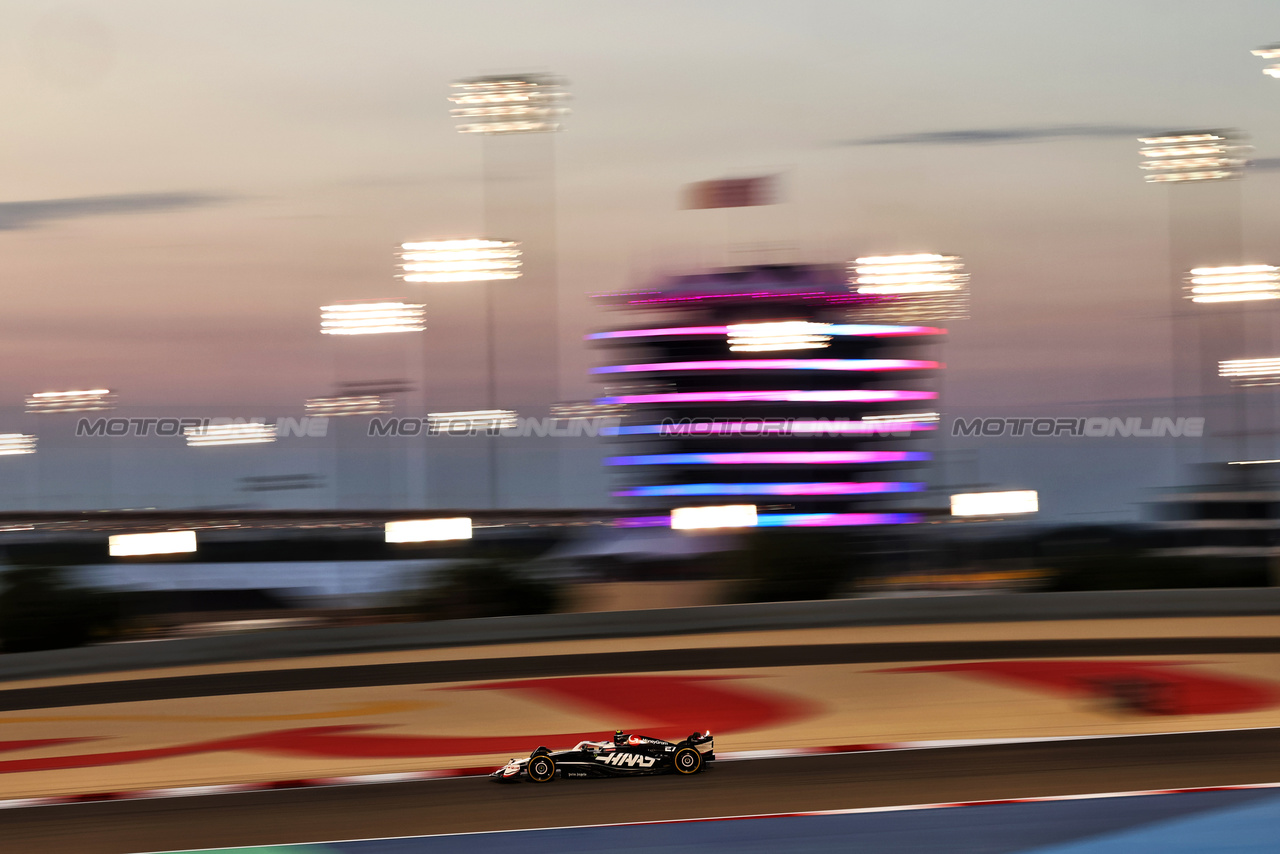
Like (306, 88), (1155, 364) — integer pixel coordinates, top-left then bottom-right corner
(672, 746), (702, 775)
(527, 755), (556, 783)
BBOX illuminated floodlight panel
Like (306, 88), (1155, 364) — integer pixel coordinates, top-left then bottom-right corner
(1219, 357), (1280, 386)
(26, 389), (116, 414)
(862, 411), (941, 424)
(386, 518), (473, 543)
(427, 409), (519, 431)
(1186, 265), (1280, 303)
(1253, 44), (1280, 76)
(321, 302), (425, 335)
(399, 239), (522, 283)
(850, 254), (969, 322)
(550, 401), (628, 419)
(0, 434), (37, 456)
(109, 530), (197, 557)
(951, 490), (1039, 517)
(1139, 131), (1247, 183)
(670, 504), (758, 530)
(305, 395), (392, 416)
(851, 254), (967, 296)
(449, 74), (568, 134)
(726, 321), (832, 352)
(185, 422), (277, 447)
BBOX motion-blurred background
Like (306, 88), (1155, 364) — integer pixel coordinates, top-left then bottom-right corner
(1, 1), (1280, 649)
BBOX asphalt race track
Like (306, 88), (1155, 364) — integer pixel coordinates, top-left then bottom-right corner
(3, 727), (1279, 854)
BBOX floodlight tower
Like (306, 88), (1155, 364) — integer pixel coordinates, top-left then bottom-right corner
(1139, 130), (1250, 466)
(1252, 44), (1280, 78)
(397, 239), (523, 508)
(441, 73), (567, 507)
(1196, 266), (1280, 461)
(848, 253), (967, 499)
(449, 75), (566, 408)
(25, 388), (115, 511)
(399, 238), (521, 418)
(319, 300), (426, 509)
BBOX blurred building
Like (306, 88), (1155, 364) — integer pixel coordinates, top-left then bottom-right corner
(1149, 461), (1280, 560)
(591, 264), (945, 528)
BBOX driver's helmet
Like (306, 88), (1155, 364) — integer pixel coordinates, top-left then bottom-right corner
(614, 729), (626, 745)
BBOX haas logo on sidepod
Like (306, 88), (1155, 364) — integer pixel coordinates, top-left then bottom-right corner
(597, 752), (656, 768)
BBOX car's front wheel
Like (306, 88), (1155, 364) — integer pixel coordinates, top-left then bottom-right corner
(672, 746), (703, 775)
(527, 754), (557, 783)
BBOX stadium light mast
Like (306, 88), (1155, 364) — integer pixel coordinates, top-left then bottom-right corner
(1218, 354), (1280, 462)
(397, 239), (523, 509)
(847, 252), (965, 501)
(319, 300), (425, 508)
(447, 76), (566, 417)
(1140, 130), (1252, 468)
(398, 238), (522, 415)
(413, 72), (567, 509)
(1202, 264), (1280, 461)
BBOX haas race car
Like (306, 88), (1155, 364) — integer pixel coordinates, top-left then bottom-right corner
(492, 730), (714, 782)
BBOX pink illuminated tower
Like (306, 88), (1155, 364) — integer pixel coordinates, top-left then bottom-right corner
(591, 264), (945, 527)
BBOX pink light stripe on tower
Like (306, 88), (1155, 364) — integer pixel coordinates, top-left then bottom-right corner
(655, 420), (935, 435)
(592, 359), (941, 373)
(606, 451), (930, 465)
(586, 324), (943, 340)
(598, 390), (937, 405)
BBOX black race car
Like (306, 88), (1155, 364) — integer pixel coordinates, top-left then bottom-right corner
(491, 730), (714, 782)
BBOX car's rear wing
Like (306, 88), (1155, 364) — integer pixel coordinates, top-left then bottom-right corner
(687, 731), (714, 758)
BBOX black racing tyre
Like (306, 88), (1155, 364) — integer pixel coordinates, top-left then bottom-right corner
(527, 754), (556, 783)
(672, 746), (703, 775)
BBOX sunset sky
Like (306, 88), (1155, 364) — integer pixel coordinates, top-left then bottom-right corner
(3, 1), (1280, 517)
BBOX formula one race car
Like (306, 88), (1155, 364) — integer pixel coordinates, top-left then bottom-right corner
(491, 730), (715, 783)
